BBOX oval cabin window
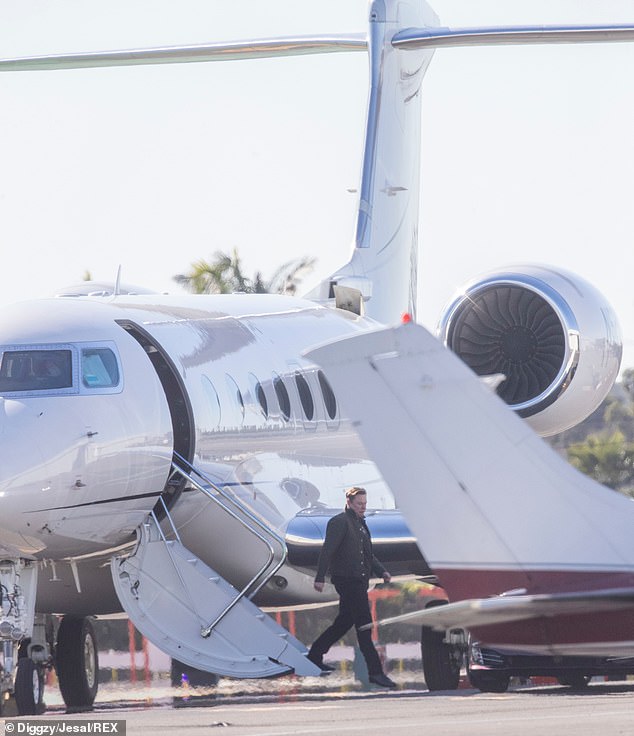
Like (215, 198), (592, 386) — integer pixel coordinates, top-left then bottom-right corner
(273, 375), (291, 421)
(295, 372), (314, 421)
(318, 370), (337, 420)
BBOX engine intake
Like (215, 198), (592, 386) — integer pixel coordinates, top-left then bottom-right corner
(438, 265), (622, 436)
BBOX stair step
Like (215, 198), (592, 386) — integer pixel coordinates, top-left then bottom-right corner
(111, 517), (321, 680)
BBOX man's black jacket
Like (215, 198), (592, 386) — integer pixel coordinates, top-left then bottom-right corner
(315, 507), (387, 584)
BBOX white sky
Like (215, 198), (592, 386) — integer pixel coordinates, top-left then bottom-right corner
(1, 0), (633, 369)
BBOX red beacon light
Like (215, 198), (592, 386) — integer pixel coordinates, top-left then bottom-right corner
(401, 313), (412, 324)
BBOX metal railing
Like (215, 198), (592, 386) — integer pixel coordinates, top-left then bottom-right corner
(161, 452), (288, 638)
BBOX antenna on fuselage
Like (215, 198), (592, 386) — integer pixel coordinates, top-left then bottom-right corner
(114, 265), (122, 296)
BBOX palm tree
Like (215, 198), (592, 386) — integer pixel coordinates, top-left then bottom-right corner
(174, 248), (315, 296)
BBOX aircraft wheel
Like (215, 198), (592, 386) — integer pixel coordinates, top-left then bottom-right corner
(468, 667), (510, 693)
(14, 657), (44, 715)
(421, 625), (461, 691)
(56, 616), (99, 709)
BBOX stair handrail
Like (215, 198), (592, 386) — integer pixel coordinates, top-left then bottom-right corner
(148, 499), (207, 624)
(168, 452), (288, 637)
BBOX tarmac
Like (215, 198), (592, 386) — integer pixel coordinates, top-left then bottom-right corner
(3, 677), (634, 736)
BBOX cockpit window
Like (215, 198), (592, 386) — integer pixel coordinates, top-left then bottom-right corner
(0, 349), (72, 392)
(0, 342), (122, 396)
(81, 348), (120, 388)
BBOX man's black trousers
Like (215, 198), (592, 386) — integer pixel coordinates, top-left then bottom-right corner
(309, 577), (382, 675)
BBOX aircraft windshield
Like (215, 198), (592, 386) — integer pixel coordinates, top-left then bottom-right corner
(0, 349), (73, 392)
(0, 344), (121, 395)
(81, 347), (119, 388)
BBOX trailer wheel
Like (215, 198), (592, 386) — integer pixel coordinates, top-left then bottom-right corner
(421, 625), (461, 691)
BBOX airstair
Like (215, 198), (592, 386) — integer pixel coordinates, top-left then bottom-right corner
(111, 457), (320, 678)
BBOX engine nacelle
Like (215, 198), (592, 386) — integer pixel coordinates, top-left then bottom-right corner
(437, 265), (622, 436)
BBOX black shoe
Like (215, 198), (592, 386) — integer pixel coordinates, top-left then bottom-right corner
(318, 663), (336, 673)
(369, 673), (397, 688)
(307, 654), (335, 674)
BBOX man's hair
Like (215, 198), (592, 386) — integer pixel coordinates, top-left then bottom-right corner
(345, 486), (367, 500)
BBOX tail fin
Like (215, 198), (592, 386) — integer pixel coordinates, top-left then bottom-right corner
(304, 3), (634, 324)
(305, 0), (439, 324)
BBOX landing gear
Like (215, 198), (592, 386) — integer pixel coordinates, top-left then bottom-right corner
(56, 616), (99, 709)
(0, 559), (42, 715)
(420, 625), (463, 691)
(14, 657), (44, 715)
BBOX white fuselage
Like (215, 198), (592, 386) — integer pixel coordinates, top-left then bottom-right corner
(0, 292), (406, 612)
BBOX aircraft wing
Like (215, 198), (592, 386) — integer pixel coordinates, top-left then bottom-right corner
(359, 588), (634, 633)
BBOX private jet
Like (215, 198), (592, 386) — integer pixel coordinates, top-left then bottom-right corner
(1, 0), (634, 714)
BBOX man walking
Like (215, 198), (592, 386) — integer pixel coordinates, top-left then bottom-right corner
(308, 486), (396, 688)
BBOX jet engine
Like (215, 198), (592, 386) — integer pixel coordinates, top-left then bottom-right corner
(437, 265), (622, 436)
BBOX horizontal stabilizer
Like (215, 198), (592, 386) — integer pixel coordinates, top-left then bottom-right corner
(393, 23), (634, 50)
(0, 35), (366, 72)
(362, 588), (634, 632)
(5, 22), (633, 74)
